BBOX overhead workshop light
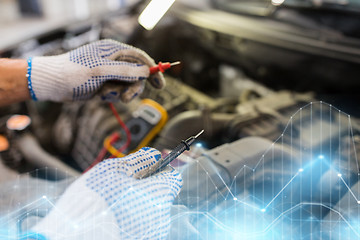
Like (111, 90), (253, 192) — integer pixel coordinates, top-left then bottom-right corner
(138, 0), (176, 30)
(271, 0), (285, 6)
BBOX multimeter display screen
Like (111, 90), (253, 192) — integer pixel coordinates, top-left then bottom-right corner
(143, 108), (156, 119)
(138, 105), (162, 125)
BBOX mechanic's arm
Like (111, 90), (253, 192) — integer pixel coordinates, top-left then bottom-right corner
(0, 39), (165, 107)
(0, 58), (30, 107)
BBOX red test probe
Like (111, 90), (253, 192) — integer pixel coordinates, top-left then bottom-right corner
(149, 61), (180, 75)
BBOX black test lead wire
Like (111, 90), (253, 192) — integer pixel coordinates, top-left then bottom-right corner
(140, 130), (204, 178)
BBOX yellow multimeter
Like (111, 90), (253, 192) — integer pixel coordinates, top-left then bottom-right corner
(126, 99), (168, 152)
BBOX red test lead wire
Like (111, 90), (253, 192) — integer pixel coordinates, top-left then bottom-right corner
(149, 61), (180, 75)
(108, 103), (131, 152)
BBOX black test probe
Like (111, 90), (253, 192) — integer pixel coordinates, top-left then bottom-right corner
(139, 130), (204, 178)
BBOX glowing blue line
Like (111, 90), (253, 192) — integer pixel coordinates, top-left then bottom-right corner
(233, 198), (261, 211)
(263, 202), (360, 237)
(195, 158), (229, 199)
(348, 117), (360, 171)
(339, 175), (360, 203)
(1, 197), (43, 215)
(226, 177), (237, 199)
(2, 101), (358, 239)
(169, 202), (360, 238)
(43, 197), (77, 226)
(214, 102), (360, 205)
(225, 165), (254, 199)
(264, 171), (300, 209)
(233, 101), (360, 179)
(253, 155), (266, 171)
(232, 164), (255, 179)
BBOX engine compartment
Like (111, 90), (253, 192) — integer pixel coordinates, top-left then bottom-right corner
(1, 2), (360, 239)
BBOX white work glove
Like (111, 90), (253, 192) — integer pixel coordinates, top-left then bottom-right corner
(31, 147), (182, 240)
(29, 39), (165, 102)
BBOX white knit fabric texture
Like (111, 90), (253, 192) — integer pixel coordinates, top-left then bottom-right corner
(31, 39), (165, 102)
(32, 147), (182, 240)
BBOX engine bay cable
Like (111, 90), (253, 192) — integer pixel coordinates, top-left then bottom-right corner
(84, 103), (131, 172)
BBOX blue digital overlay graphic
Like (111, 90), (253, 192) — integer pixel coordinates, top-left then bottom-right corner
(0, 101), (359, 239)
(173, 101), (360, 240)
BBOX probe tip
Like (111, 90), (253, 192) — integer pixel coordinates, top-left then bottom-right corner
(194, 130), (204, 139)
(170, 61), (181, 66)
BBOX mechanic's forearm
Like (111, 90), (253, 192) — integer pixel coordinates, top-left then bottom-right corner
(0, 58), (30, 107)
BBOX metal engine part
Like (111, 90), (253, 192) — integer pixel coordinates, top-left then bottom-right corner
(65, 76), (219, 170)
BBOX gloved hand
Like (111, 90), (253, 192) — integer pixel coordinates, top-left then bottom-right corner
(29, 39), (165, 102)
(31, 147), (182, 240)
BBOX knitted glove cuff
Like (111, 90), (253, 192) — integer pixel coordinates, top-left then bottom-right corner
(31, 55), (67, 102)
